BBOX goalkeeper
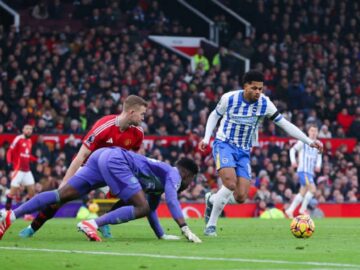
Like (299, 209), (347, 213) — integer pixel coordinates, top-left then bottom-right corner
(0, 147), (201, 243)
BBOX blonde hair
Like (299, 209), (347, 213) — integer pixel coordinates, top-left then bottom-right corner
(123, 95), (148, 112)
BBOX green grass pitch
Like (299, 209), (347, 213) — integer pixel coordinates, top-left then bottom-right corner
(0, 218), (359, 269)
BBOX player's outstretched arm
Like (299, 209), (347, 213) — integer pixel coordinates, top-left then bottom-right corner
(147, 194), (180, 240)
(61, 145), (91, 186)
(274, 118), (323, 152)
(199, 110), (221, 151)
(165, 183), (202, 243)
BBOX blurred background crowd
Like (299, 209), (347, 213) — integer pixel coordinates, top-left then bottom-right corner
(0, 0), (359, 212)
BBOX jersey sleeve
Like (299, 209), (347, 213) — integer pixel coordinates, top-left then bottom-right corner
(82, 121), (107, 151)
(265, 97), (283, 123)
(289, 141), (303, 164)
(6, 136), (21, 163)
(132, 127), (144, 151)
(316, 153), (322, 169)
(146, 194), (164, 238)
(215, 94), (228, 116)
(164, 170), (184, 220)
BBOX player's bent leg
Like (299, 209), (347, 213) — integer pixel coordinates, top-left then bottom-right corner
(204, 192), (213, 225)
(286, 186), (306, 218)
(25, 184), (36, 199)
(5, 187), (18, 210)
(205, 167), (236, 236)
(98, 199), (127, 238)
(78, 191), (149, 241)
(19, 204), (61, 238)
(233, 177), (251, 203)
(299, 183), (315, 214)
(9, 174), (59, 238)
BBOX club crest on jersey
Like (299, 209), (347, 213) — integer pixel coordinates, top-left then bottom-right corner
(106, 138), (113, 144)
(222, 158), (229, 164)
(86, 134), (95, 145)
(124, 139), (132, 146)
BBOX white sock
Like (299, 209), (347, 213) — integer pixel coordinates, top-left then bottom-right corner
(87, 219), (98, 229)
(209, 193), (215, 204)
(227, 194), (237, 204)
(287, 193), (303, 213)
(210, 192), (237, 204)
(207, 186), (233, 227)
(10, 211), (16, 221)
(299, 191), (313, 213)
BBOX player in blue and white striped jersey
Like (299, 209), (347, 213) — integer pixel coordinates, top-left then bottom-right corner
(199, 70), (323, 236)
(285, 125), (322, 218)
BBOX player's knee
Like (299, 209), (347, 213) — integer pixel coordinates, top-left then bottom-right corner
(136, 204), (150, 218)
(234, 193), (247, 204)
(222, 179), (236, 191)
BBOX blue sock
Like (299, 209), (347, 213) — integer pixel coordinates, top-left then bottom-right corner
(95, 206), (135, 227)
(14, 191), (60, 218)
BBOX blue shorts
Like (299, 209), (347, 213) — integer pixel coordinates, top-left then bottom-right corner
(298, 172), (314, 186)
(212, 139), (251, 180)
(67, 148), (142, 202)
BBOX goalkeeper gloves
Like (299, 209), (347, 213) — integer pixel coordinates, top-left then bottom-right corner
(181, 225), (202, 243)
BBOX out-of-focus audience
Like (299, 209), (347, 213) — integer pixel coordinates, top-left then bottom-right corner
(0, 0), (359, 204)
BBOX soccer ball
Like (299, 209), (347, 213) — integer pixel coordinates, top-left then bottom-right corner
(290, 215), (315, 238)
(88, 203), (99, 213)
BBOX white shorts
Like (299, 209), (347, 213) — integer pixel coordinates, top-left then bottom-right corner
(11, 171), (35, 187)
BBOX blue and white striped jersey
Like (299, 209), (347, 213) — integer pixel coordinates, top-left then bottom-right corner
(215, 90), (282, 149)
(289, 141), (322, 176)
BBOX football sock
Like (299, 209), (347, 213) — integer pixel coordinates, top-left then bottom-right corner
(207, 186), (233, 227)
(108, 199), (127, 212)
(31, 204), (60, 231)
(287, 193), (303, 213)
(227, 193), (237, 204)
(299, 191), (314, 213)
(95, 205), (135, 227)
(14, 191), (60, 218)
(5, 195), (12, 210)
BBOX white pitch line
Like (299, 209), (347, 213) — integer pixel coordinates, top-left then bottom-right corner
(0, 246), (358, 269)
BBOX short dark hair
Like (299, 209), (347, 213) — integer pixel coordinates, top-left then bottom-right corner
(242, 70), (264, 85)
(123, 95), (148, 111)
(175, 158), (199, 175)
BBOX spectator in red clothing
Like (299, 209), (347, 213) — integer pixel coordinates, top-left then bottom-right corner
(336, 108), (354, 133)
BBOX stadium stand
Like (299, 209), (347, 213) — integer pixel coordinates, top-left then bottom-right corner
(0, 0), (358, 206)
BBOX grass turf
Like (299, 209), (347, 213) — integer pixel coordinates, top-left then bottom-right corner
(0, 218), (359, 269)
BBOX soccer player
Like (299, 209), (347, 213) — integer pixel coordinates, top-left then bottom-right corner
(6, 124), (37, 210)
(285, 124), (322, 218)
(199, 70), (323, 236)
(19, 95), (147, 238)
(0, 147), (202, 243)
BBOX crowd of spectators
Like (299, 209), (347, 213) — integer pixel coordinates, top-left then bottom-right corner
(0, 0), (359, 208)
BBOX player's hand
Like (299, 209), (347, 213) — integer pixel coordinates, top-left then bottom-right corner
(291, 162), (298, 169)
(310, 140), (323, 153)
(160, 234), (181, 240)
(181, 226), (202, 243)
(199, 140), (208, 152)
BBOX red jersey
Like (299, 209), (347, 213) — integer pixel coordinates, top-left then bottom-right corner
(82, 115), (144, 153)
(6, 135), (37, 172)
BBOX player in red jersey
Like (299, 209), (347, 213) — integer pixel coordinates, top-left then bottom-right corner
(6, 125), (37, 210)
(19, 95), (148, 238)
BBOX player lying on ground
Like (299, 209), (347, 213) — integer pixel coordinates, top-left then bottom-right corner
(19, 95), (147, 239)
(0, 147), (201, 243)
